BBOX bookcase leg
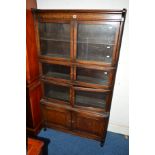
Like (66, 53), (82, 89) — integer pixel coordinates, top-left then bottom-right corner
(43, 120), (47, 131)
(100, 139), (105, 147)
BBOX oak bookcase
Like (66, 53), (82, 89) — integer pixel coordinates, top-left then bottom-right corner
(32, 9), (126, 146)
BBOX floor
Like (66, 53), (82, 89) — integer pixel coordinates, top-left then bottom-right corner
(38, 128), (129, 155)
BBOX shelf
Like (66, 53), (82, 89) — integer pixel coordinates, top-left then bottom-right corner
(46, 90), (69, 102)
(40, 53), (70, 58)
(40, 37), (70, 43)
(40, 38), (114, 46)
(77, 75), (108, 85)
(45, 72), (70, 80)
(40, 37), (114, 45)
(76, 95), (106, 109)
(77, 55), (112, 62)
(77, 41), (115, 46)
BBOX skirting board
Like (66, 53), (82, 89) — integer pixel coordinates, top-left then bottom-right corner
(108, 122), (129, 136)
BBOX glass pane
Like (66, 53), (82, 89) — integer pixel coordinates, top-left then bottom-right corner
(39, 23), (70, 58)
(77, 24), (117, 63)
(44, 83), (69, 102)
(75, 90), (106, 109)
(77, 67), (109, 85)
(42, 63), (70, 80)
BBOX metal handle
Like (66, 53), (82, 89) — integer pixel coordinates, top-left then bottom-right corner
(73, 15), (77, 19)
(104, 72), (108, 75)
(71, 120), (75, 123)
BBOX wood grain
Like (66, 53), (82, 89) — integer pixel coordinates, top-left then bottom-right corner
(26, 0), (42, 136)
(27, 138), (44, 155)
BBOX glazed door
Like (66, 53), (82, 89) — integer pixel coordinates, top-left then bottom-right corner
(75, 64), (115, 89)
(74, 87), (111, 112)
(40, 61), (71, 83)
(38, 21), (73, 60)
(41, 80), (71, 105)
(75, 21), (120, 66)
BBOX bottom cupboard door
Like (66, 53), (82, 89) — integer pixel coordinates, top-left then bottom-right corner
(41, 103), (71, 130)
(72, 111), (109, 140)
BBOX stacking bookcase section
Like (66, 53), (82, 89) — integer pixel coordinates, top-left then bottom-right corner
(74, 87), (112, 113)
(41, 80), (71, 105)
(40, 60), (71, 84)
(33, 9), (127, 146)
(74, 64), (116, 89)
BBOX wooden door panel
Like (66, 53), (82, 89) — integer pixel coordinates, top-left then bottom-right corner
(41, 104), (71, 129)
(72, 111), (108, 137)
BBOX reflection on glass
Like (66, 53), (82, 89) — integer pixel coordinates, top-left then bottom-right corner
(39, 23), (70, 58)
(77, 24), (117, 63)
(42, 63), (70, 80)
(77, 67), (109, 85)
(44, 83), (69, 102)
(75, 90), (106, 109)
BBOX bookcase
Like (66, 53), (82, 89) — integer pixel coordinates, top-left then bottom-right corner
(33, 9), (126, 146)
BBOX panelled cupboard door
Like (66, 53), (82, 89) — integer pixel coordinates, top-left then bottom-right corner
(75, 21), (120, 66)
(72, 111), (108, 137)
(41, 104), (71, 129)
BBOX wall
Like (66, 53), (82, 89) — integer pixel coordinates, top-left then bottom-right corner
(37, 0), (129, 135)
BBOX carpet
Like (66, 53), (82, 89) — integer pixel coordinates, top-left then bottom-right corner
(38, 128), (129, 155)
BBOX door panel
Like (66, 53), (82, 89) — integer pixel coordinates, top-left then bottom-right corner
(39, 22), (71, 59)
(41, 104), (71, 129)
(74, 87), (110, 110)
(76, 22), (119, 64)
(41, 62), (71, 80)
(72, 111), (108, 137)
(76, 66), (115, 88)
(43, 82), (70, 103)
